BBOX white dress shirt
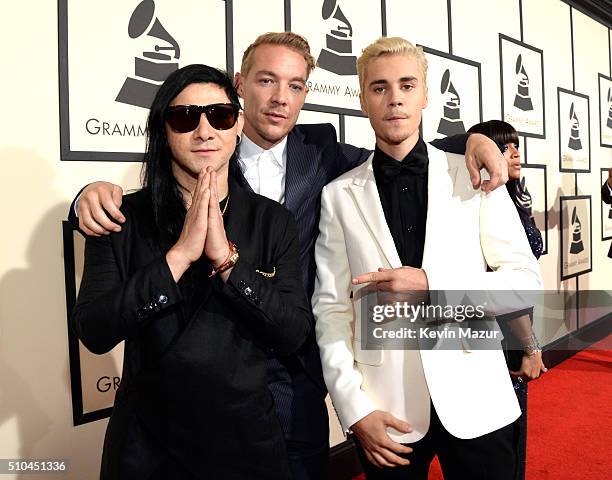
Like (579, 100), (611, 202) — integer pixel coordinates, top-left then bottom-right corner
(238, 134), (288, 204)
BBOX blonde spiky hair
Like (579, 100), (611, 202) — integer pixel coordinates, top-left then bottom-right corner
(356, 36), (428, 91)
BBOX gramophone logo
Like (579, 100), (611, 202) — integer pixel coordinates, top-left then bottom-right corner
(516, 176), (533, 215)
(513, 54), (533, 111)
(436, 69), (465, 136)
(607, 87), (612, 129)
(316, 0), (357, 76)
(116, 0), (181, 109)
(569, 206), (584, 254)
(567, 102), (582, 151)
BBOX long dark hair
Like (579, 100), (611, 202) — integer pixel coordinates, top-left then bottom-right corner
(141, 64), (241, 247)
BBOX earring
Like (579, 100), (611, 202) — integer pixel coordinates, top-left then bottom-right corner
(236, 135), (242, 146)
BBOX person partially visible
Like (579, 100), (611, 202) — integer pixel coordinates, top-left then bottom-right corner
(71, 64), (311, 479)
(314, 37), (542, 480)
(468, 120), (547, 480)
(602, 167), (612, 259)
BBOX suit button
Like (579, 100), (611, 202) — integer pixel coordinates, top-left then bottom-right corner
(158, 294), (168, 304)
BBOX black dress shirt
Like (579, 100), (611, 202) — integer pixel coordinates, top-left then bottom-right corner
(372, 138), (429, 268)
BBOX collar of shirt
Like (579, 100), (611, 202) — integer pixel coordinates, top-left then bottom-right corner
(238, 134), (287, 172)
(237, 133), (288, 203)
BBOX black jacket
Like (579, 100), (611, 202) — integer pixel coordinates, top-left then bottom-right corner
(71, 181), (311, 479)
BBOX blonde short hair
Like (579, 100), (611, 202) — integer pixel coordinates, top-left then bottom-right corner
(240, 32), (315, 78)
(356, 37), (428, 91)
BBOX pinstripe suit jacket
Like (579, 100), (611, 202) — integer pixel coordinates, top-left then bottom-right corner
(231, 124), (467, 448)
(231, 124), (371, 449)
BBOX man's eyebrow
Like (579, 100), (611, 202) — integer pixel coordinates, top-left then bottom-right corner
(368, 76), (419, 88)
(255, 70), (306, 84)
(368, 79), (389, 87)
(255, 70), (278, 78)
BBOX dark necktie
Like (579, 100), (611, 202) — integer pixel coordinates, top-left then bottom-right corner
(377, 154), (428, 181)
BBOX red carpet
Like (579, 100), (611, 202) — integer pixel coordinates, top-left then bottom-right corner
(353, 341), (612, 479)
(526, 343), (611, 479)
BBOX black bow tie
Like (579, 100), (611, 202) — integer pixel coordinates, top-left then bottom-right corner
(373, 141), (429, 182)
(377, 156), (428, 182)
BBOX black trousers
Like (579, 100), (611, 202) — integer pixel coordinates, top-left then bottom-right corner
(287, 444), (329, 480)
(267, 355), (330, 480)
(354, 403), (519, 480)
(504, 347), (528, 480)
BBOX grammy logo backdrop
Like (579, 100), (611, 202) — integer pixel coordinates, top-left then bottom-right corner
(499, 34), (545, 138)
(559, 196), (592, 281)
(558, 87), (591, 172)
(62, 222), (124, 425)
(59, 0), (228, 161)
(290, 0), (382, 113)
(421, 47), (482, 141)
(598, 73), (612, 147)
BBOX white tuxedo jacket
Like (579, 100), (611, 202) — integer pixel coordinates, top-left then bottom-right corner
(313, 144), (542, 442)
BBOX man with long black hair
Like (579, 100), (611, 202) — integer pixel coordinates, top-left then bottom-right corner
(72, 64), (310, 479)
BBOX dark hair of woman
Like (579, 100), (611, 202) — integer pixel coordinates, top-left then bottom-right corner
(468, 119), (526, 211)
(141, 64), (241, 247)
(467, 119), (519, 149)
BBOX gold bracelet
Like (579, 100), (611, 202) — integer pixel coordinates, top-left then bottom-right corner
(209, 241), (239, 277)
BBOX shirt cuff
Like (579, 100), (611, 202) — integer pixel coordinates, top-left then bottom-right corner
(74, 191), (83, 218)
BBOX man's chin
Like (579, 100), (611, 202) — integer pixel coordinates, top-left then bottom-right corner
(260, 126), (291, 144)
(384, 135), (413, 146)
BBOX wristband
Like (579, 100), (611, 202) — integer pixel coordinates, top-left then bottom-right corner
(209, 241), (239, 277)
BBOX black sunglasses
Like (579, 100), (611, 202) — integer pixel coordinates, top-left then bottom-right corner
(166, 103), (240, 133)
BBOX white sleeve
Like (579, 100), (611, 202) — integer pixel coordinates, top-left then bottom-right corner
(312, 186), (376, 431)
(424, 184), (542, 316)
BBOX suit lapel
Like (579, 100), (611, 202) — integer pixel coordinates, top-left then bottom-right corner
(348, 147), (462, 273)
(224, 178), (246, 244)
(348, 155), (402, 268)
(284, 129), (319, 213)
(421, 145), (459, 273)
